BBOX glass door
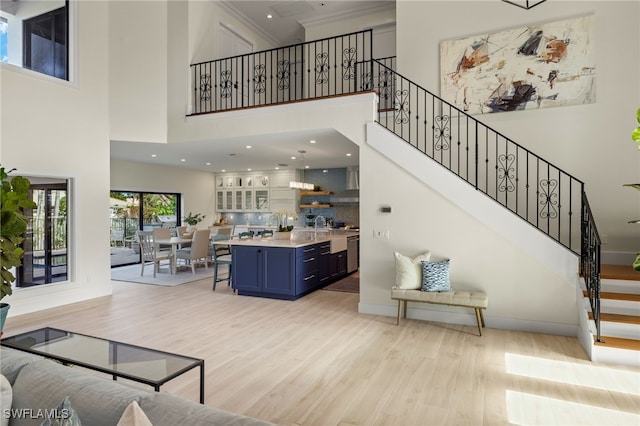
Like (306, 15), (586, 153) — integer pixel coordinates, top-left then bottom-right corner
(18, 181), (68, 287)
(110, 191), (180, 267)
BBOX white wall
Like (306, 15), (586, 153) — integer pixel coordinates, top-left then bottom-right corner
(303, 6), (395, 42)
(109, 1), (169, 144)
(111, 159), (216, 226)
(0, 1), (112, 316)
(361, 123), (580, 334)
(396, 0), (640, 259)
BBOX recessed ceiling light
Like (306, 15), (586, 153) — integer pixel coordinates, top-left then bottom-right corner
(151, 154), (157, 158)
(267, 14), (272, 19)
(275, 167), (280, 170)
(221, 169), (226, 172)
(291, 156), (296, 160)
(247, 168), (252, 171)
(305, 165), (309, 169)
(246, 145), (252, 149)
(310, 140), (316, 144)
(206, 162), (211, 166)
(346, 153), (352, 157)
(180, 158), (187, 162)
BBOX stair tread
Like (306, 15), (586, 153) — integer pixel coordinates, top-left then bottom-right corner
(583, 290), (640, 302)
(601, 264), (640, 281)
(588, 312), (640, 324)
(594, 335), (640, 351)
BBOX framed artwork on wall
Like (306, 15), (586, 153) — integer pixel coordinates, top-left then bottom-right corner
(440, 14), (595, 115)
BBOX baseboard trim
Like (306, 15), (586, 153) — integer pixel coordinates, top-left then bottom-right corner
(359, 302), (578, 336)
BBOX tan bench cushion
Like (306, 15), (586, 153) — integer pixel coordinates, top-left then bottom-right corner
(391, 287), (488, 309)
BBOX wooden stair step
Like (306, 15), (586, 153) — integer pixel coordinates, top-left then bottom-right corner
(583, 290), (640, 302)
(601, 264), (640, 281)
(594, 335), (640, 351)
(588, 312), (640, 325)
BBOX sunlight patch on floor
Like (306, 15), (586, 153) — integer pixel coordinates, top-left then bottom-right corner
(505, 352), (640, 396)
(506, 390), (640, 426)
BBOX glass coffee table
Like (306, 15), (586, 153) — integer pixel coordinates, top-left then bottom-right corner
(1, 327), (205, 403)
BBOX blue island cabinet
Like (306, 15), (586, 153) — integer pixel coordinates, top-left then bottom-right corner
(232, 244), (323, 300)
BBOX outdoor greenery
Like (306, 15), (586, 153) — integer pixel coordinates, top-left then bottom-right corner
(1, 166), (37, 301)
(184, 212), (205, 226)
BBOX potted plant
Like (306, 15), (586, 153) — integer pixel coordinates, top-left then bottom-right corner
(0, 166), (37, 334)
(273, 209), (297, 239)
(183, 212), (205, 233)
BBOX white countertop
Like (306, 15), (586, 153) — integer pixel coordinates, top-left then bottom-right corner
(214, 232), (358, 249)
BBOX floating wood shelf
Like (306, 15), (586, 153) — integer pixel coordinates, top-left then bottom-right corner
(300, 204), (332, 208)
(300, 191), (333, 195)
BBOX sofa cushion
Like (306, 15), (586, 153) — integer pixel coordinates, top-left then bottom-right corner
(140, 392), (273, 426)
(10, 359), (154, 426)
(116, 401), (152, 426)
(0, 374), (11, 426)
(40, 396), (82, 426)
(0, 347), (43, 385)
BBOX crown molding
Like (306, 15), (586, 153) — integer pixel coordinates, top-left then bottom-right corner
(299, 3), (395, 29)
(218, 1), (280, 46)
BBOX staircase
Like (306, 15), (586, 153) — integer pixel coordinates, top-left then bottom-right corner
(583, 264), (640, 367)
(188, 29), (630, 365)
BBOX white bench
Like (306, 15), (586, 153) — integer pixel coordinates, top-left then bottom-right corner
(391, 287), (489, 336)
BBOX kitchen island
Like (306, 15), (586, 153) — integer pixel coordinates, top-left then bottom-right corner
(221, 233), (357, 300)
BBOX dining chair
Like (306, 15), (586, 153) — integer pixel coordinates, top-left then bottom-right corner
(137, 230), (173, 277)
(175, 226), (187, 236)
(176, 229), (210, 274)
(153, 227), (171, 240)
(211, 234), (233, 291)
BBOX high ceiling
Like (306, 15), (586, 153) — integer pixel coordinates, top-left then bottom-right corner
(111, 1), (395, 174)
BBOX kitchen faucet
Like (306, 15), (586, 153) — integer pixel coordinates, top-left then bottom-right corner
(314, 215), (326, 240)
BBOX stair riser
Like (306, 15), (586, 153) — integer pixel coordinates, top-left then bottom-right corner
(597, 321), (640, 340)
(592, 345), (640, 368)
(599, 299), (640, 316)
(601, 278), (640, 295)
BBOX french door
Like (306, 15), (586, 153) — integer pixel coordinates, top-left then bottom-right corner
(18, 182), (68, 287)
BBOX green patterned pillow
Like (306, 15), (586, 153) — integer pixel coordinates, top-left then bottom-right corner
(421, 259), (451, 292)
(40, 396), (82, 426)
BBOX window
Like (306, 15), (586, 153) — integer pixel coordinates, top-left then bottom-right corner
(0, 0), (70, 80)
(23, 5), (68, 80)
(1, 17), (7, 63)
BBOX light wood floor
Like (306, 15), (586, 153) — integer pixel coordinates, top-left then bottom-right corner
(4, 278), (640, 426)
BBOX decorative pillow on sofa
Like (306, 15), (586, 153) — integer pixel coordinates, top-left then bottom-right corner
(421, 259), (451, 292)
(41, 396), (82, 426)
(116, 401), (152, 426)
(0, 374), (11, 426)
(394, 251), (431, 289)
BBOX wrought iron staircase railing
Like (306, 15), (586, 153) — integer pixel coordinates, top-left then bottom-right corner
(361, 59), (602, 341)
(187, 30), (602, 342)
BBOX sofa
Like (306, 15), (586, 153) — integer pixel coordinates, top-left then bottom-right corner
(0, 347), (272, 426)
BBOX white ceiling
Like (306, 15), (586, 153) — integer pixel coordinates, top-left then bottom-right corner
(110, 128), (360, 173)
(111, 1), (395, 174)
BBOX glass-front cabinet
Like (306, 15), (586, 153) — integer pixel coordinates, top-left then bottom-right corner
(215, 170), (299, 213)
(255, 189), (269, 211)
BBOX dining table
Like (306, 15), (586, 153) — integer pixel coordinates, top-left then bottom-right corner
(154, 236), (193, 274)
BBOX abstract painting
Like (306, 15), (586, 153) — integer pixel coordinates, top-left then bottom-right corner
(440, 15), (595, 114)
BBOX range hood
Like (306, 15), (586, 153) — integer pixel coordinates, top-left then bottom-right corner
(330, 167), (359, 204)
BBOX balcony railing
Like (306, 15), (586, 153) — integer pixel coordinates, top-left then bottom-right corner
(190, 30), (373, 115)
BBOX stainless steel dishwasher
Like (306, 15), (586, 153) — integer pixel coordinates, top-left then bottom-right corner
(347, 235), (359, 273)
